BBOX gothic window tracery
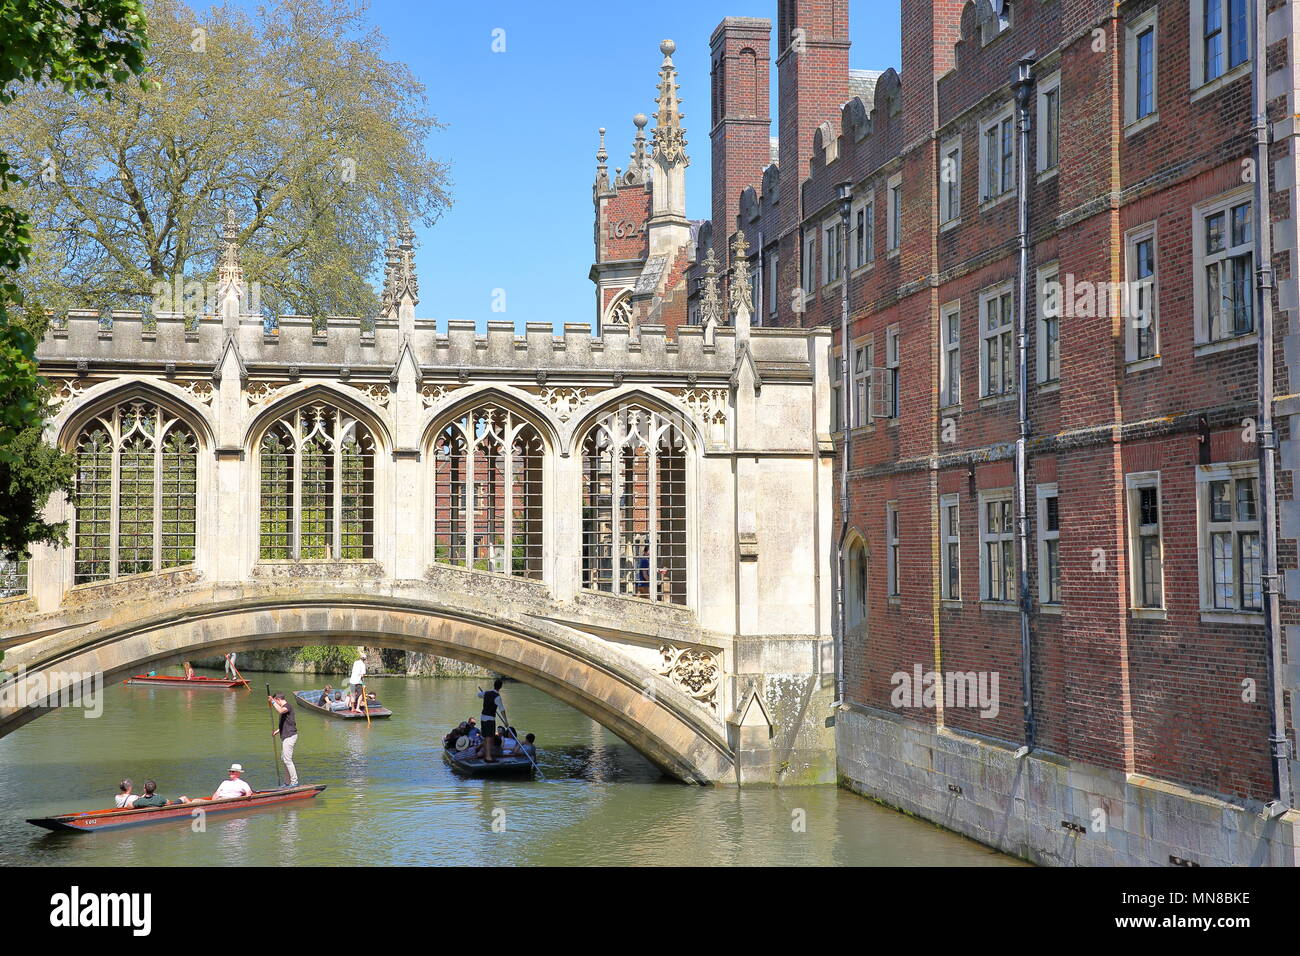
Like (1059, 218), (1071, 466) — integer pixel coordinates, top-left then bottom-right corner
(431, 404), (544, 579)
(71, 400), (199, 584)
(581, 405), (687, 605)
(257, 404), (375, 560)
(607, 291), (634, 327)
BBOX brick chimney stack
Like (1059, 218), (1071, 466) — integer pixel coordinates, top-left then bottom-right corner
(900, 0), (965, 142)
(775, 0), (849, 236)
(709, 17), (771, 253)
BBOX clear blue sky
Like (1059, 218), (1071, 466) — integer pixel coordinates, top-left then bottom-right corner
(351, 0), (899, 329)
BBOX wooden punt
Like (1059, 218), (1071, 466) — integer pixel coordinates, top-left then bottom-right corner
(442, 748), (535, 778)
(125, 674), (249, 689)
(27, 784), (326, 833)
(294, 689), (392, 720)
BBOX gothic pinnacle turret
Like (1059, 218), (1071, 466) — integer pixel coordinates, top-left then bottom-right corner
(651, 39), (688, 169)
(594, 127), (611, 196)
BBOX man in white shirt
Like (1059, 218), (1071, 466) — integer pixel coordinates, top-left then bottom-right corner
(348, 653), (367, 702)
(210, 764), (254, 801)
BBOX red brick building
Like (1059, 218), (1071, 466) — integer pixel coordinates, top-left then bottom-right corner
(697, 0), (1300, 864)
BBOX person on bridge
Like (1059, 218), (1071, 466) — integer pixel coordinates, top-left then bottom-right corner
(269, 692), (299, 787)
(477, 679), (504, 763)
(211, 764), (254, 801)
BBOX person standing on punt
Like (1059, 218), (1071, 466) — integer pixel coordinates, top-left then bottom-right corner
(224, 653), (239, 680)
(477, 679), (504, 763)
(211, 764), (254, 800)
(269, 692), (299, 787)
(348, 653), (367, 709)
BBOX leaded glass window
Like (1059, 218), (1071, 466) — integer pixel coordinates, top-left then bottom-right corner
(257, 404), (375, 561)
(72, 400), (199, 585)
(431, 404), (543, 578)
(581, 406), (687, 605)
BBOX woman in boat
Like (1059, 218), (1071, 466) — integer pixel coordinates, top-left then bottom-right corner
(183, 661), (196, 680)
(521, 733), (537, 763)
(115, 779), (137, 808)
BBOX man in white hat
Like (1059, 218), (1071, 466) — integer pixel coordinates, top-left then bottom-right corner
(210, 764), (254, 801)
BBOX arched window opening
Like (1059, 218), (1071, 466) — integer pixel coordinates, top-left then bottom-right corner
(432, 404), (543, 579)
(72, 400), (199, 585)
(581, 406), (687, 605)
(607, 291), (633, 327)
(257, 404), (375, 561)
(846, 540), (867, 630)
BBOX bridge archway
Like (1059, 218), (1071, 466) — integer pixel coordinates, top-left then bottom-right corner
(0, 592), (735, 784)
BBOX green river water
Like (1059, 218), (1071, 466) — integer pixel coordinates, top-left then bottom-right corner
(0, 669), (1021, 866)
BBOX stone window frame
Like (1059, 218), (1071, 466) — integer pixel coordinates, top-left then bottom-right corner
(1036, 483), (1061, 608)
(939, 300), (962, 410)
(885, 501), (900, 598)
(850, 192), (876, 271)
(1035, 71), (1061, 175)
(883, 325), (900, 420)
(1189, 0), (1252, 96)
(822, 214), (843, 287)
(886, 172), (902, 255)
(1036, 262), (1060, 386)
(978, 103), (1016, 207)
(940, 492), (961, 604)
(1124, 7), (1159, 134)
(939, 134), (963, 227)
(978, 488), (1015, 605)
(801, 225), (818, 296)
(1124, 220), (1161, 369)
(1125, 471), (1166, 617)
(851, 336), (874, 429)
(1196, 460), (1263, 621)
(979, 281), (1015, 400)
(1192, 186), (1255, 354)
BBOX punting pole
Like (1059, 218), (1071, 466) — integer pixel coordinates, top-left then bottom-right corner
(497, 699), (542, 777)
(267, 683), (283, 787)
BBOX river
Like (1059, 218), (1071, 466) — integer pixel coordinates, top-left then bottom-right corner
(0, 669), (1020, 866)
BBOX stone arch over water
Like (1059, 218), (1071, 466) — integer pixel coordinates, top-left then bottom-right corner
(0, 588), (735, 784)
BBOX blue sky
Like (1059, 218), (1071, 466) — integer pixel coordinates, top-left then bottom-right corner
(354, 0), (900, 329)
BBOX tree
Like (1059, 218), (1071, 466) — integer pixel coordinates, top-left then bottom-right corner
(0, 0), (148, 558)
(2, 0), (452, 320)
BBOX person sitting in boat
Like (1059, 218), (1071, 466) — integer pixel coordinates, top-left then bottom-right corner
(210, 764), (253, 801)
(183, 661), (196, 680)
(133, 779), (189, 808)
(521, 733), (537, 763)
(465, 718), (481, 739)
(115, 779), (138, 808)
(499, 728), (519, 756)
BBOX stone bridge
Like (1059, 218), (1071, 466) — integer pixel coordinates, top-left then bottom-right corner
(0, 288), (837, 784)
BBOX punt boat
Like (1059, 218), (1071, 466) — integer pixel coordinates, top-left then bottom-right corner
(27, 784), (326, 833)
(125, 674), (249, 689)
(442, 748), (536, 778)
(294, 689), (393, 720)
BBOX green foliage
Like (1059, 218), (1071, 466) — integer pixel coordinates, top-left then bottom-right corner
(2, 0), (452, 318)
(0, 0), (148, 548)
(294, 644), (358, 674)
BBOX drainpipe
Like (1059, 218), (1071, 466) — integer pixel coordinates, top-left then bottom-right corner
(1252, 0), (1293, 810)
(834, 180), (853, 707)
(1012, 55), (1037, 753)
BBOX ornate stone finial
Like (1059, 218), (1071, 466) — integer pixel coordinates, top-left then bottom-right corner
(594, 127), (610, 193)
(392, 219), (419, 312)
(729, 231), (753, 315)
(652, 39), (688, 168)
(631, 113), (649, 177)
(699, 247), (723, 330)
(217, 206), (243, 294)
